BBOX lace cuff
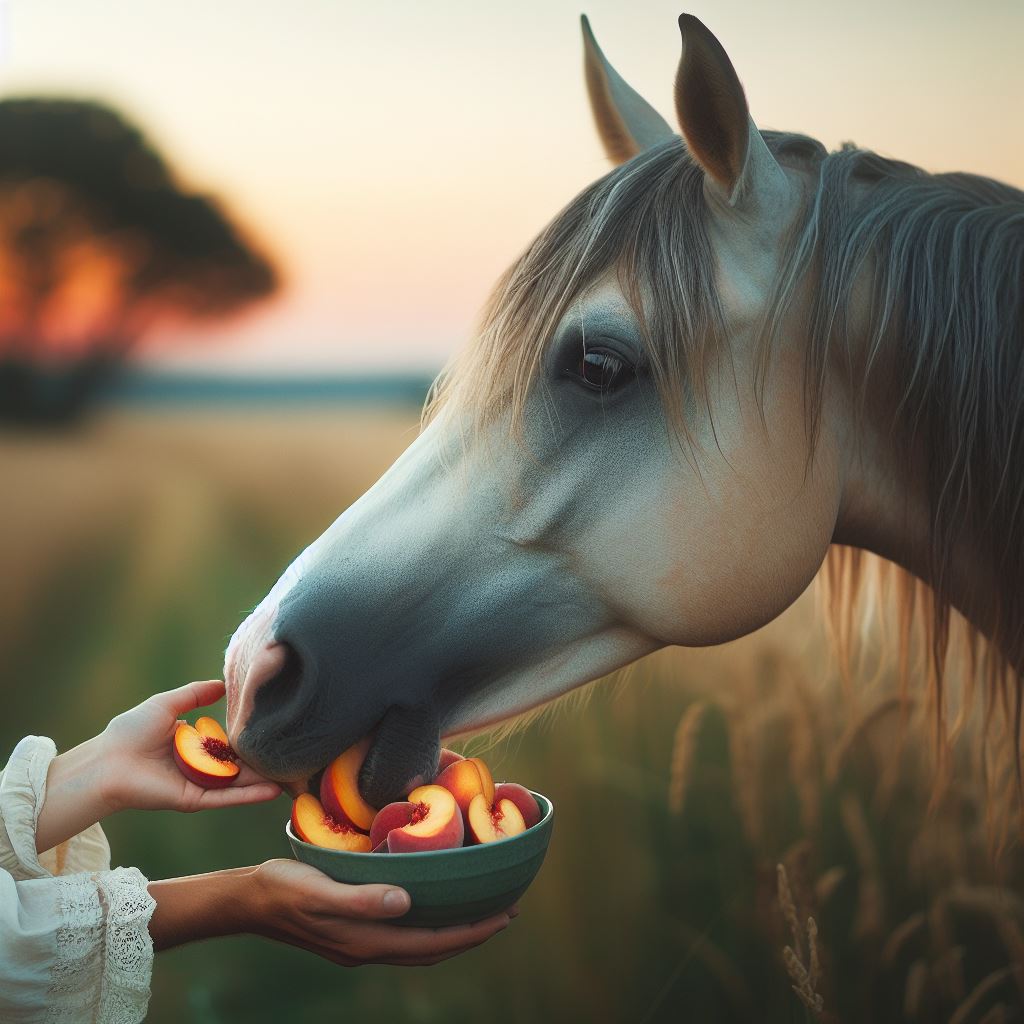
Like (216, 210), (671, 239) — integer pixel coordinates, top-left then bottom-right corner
(46, 866), (156, 1024)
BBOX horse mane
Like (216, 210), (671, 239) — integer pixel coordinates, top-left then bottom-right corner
(425, 129), (1024, 787)
(762, 134), (1024, 780)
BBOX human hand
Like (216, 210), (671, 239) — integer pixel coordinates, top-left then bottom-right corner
(248, 859), (514, 966)
(99, 679), (282, 814)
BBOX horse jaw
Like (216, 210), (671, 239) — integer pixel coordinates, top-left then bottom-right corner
(442, 624), (658, 740)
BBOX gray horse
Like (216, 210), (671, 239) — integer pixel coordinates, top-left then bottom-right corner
(224, 14), (1024, 807)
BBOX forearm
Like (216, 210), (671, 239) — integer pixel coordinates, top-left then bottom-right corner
(147, 866), (261, 951)
(35, 734), (117, 854)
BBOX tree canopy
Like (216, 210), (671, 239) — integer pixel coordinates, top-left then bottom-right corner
(0, 97), (280, 421)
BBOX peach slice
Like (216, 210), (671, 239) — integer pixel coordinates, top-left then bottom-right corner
(387, 784), (464, 852)
(319, 737), (378, 832)
(194, 716), (229, 742)
(291, 794), (372, 852)
(173, 721), (239, 788)
(436, 748), (464, 773)
(467, 757), (495, 804)
(433, 758), (487, 819)
(369, 801), (416, 849)
(467, 793), (526, 845)
(493, 783), (542, 829)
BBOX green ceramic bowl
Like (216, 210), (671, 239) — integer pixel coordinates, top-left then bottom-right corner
(286, 790), (554, 927)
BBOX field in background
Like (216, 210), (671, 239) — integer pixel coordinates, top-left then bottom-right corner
(2, 408), (1022, 1024)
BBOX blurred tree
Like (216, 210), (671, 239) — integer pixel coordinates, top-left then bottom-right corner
(0, 98), (279, 425)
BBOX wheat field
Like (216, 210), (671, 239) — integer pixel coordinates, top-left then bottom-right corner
(1, 407), (1021, 1023)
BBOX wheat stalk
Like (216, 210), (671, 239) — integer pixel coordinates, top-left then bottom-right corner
(668, 701), (707, 815)
(827, 696), (904, 781)
(881, 912), (926, 967)
(949, 966), (1020, 1024)
(815, 866), (847, 908)
(727, 706), (762, 848)
(788, 672), (823, 834)
(777, 863), (826, 1017)
(840, 795), (885, 939)
(777, 863), (803, 961)
(978, 1004), (1009, 1024)
(903, 958), (928, 1018)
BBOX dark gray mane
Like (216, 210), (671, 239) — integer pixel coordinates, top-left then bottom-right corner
(764, 131), (1024, 683)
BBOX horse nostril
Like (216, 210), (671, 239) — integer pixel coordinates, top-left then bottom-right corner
(245, 642), (290, 696)
(230, 641), (299, 743)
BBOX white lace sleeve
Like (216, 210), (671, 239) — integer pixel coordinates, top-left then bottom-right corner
(0, 737), (157, 1024)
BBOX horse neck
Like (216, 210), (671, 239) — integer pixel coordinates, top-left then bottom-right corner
(826, 164), (1024, 670)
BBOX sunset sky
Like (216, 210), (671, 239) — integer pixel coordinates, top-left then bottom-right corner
(3, 0), (1022, 374)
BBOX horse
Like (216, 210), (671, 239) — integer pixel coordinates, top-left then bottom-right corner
(223, 14), (1024, 808)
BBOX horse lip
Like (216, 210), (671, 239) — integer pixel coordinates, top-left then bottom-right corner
(224, 600), (282, 740)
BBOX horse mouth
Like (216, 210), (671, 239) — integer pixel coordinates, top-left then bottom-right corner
(295, 713), (439, 809)
(357, 706), (441, 806)
(226, 615), (443, 806)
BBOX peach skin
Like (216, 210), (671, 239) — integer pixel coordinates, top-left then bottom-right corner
(320, 737), (378, 831)
(492, 783), (542, 829)
(369, 801), (417, 850)
(467, 758), (495, 804)
(433, 759), (487, 819)
(387, 785), (464, 852)
(291, 794), (372, 852)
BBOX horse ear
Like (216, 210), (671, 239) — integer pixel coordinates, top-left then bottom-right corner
(674, 14), (790, 211)
(581, 14), (674, 166)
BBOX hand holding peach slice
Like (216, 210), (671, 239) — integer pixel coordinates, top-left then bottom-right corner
(173, 717), (240, 789)
(386, 785), (464, 853)
(291, 793), (372, 852)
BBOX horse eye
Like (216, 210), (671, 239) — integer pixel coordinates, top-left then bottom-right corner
(577, 349), (630, 392)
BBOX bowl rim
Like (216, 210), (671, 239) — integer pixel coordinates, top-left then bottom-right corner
(286, 788), (553, 859)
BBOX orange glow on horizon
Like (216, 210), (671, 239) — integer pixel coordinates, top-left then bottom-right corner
(4, 0), (1022, 373)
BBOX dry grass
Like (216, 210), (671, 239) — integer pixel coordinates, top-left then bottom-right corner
(668, 701), (707, 816)
(5, 407), (1024, 1023)
(659, 593), (1024, 1021)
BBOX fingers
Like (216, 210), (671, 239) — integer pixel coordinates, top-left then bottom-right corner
(234, 762), (283, 788)
(155, 679), (227, 715)
(344, 912), (511, 962)
(191, 781), (283, 810)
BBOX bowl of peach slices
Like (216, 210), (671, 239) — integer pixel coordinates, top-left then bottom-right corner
(172, 720), (553, 928)
(287, 742), (553, 927)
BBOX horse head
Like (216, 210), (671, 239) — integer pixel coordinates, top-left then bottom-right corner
(224, 14), (849, 805)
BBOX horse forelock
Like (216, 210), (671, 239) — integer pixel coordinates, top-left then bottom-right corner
(424, 136), (724, 451)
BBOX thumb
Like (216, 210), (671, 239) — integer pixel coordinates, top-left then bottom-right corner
(156, 679), (226, 716)
(299, 870), (411, 919)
